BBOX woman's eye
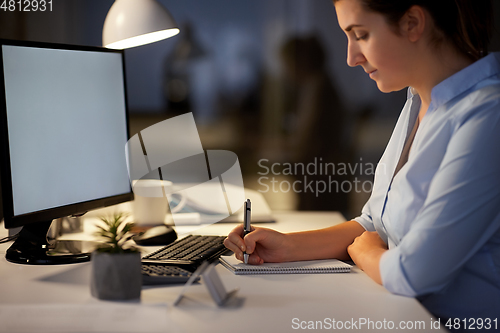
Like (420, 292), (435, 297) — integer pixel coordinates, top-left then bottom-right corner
(355, 34), (368, 41)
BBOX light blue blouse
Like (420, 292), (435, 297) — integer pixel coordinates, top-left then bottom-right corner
(354, 52), (500, 320)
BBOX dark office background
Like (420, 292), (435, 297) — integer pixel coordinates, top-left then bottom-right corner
(1, 0), (499, 219)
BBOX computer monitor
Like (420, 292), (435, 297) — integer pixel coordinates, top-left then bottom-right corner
(0, 39), (133, 264)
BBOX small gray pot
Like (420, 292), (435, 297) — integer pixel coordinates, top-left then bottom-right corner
(90, 251), (142, 301)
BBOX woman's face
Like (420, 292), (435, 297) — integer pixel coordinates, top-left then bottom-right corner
(335, 0), (416, 93)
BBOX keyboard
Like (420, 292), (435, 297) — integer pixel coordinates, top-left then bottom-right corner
(142, 265), (196, 285)
(141, 235), (228, 284)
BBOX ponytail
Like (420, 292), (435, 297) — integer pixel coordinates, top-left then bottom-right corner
(453, 0), (492, 60)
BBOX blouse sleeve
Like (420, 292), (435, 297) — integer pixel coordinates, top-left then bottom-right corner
(380, 97), (500, 296)
(353, 200), (376, 232)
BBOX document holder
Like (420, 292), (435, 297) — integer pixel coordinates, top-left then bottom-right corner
(173, 261), (240, 307)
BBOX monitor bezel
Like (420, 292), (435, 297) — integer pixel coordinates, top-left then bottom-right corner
(0, 39), (134, 229)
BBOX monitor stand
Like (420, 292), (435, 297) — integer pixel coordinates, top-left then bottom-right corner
(6, 220), (102, 265)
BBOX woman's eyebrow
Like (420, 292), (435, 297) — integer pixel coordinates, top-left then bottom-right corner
(345, 24), (363, 32)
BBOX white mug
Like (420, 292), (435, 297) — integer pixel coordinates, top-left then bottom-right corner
(132, 179), (187, 225)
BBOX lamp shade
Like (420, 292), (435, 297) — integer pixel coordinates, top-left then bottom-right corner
(103, 0), (180, 50)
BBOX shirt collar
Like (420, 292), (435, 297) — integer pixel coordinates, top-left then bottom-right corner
(407, 86), (418, 99)
(429, 52), (500, 110)
(407, 52), (500, 109)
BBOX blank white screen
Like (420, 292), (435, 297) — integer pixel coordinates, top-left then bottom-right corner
(2, 45), (131, 216)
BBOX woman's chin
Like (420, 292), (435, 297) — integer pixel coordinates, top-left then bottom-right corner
(375, 83), (391, 93)
(375, 81), (406, 94)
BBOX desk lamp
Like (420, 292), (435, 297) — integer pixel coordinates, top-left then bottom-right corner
(103, 0), (180, 49)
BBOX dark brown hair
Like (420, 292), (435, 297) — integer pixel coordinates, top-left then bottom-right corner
(333, 0), (493, 61)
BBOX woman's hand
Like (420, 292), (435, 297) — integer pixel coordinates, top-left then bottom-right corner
(224, 225), (290, 264)
(347, 231), (388, 285)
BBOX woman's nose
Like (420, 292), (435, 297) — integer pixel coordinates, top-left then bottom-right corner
(347, 41), (366, 67)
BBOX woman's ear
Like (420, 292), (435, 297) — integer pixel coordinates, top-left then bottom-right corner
(400, 5), (426, 43)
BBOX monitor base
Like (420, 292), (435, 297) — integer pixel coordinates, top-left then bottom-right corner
(6, 220), (102, 265)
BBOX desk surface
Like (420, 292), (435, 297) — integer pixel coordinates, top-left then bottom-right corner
(0, 212), (445, 332)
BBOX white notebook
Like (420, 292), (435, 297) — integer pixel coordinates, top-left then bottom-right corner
(219, 255), (352, 275)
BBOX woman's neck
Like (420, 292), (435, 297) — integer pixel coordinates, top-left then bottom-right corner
(412, 46), (473, 110)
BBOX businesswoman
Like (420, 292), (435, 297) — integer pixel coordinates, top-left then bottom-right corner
(224, 0), (500, 325)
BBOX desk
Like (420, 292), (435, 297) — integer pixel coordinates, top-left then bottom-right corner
(0, 212), (446, 332)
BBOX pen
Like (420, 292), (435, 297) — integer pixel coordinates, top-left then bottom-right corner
(243, 199), (251, 264)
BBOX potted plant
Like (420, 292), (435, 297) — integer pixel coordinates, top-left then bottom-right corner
(90, 212), (142, 301)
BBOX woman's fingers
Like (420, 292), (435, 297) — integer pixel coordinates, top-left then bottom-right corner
(225, 226), (284, 264)
(244, 227), (272, 254)
(223, 224), (246, 255)
(248, 253), (264, 265)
